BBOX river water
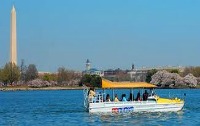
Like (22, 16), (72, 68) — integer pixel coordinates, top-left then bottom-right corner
(0, 89), (199, 126)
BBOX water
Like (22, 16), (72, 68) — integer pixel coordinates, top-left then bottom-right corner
(0, 89), (200, 126)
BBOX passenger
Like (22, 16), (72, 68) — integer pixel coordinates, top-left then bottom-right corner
(143, 90), (149, 101)
(97, 92), (103, 102)
(136, 92), (141, 101)
(106, 94), (111, 102)
(88, 87), (96, 102)
(129, 93), (134, 101)
(122, 94), (127, 102)
(114, 94), (119, 102)
(149, 89), (155, 96)
(152, 89), (155, 96)
(121, 94), (123, 101)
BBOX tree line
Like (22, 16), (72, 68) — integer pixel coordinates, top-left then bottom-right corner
(181, 66), (200, 77)
(145, 67), (200, 83)
(0, 61), (81, 87)
(1, 61), (199, 88)
(0, 62), (39, 86)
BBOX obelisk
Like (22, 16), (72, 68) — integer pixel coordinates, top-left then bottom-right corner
(10, 5), (17, 65)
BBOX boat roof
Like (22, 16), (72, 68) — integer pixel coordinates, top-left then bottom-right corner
(102, 78), (157, 89)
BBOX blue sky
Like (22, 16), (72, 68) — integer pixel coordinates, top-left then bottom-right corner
(0, 0), (200, 72)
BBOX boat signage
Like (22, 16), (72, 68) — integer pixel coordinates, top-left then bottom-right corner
(112, 106), (134, 113)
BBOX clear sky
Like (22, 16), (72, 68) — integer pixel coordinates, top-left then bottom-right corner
(0, 0), (200, 72)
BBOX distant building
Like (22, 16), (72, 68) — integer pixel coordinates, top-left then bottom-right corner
(127, 69), (147, 82)
(131, 64), (135, 70)
(82, 59), (104, 77)
(103, 68), (130, 81)
(103, 69), (117, 79)
(128, 64), (185, 82)
(86, 59), (91, 71)
(38, 71), (51, 76)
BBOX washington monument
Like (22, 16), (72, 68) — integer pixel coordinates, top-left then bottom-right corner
(10, 5), (17, 65)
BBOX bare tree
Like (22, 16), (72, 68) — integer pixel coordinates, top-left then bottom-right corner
(25, 64), (38, 82)
(20, 59), (27, 82)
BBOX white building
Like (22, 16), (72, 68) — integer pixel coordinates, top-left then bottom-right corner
(83, 59), (104, 77)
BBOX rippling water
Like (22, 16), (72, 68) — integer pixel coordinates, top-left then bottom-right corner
(0, 89), (200, 126)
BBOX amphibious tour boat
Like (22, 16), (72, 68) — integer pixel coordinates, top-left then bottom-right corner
(83, 79), (184, 113)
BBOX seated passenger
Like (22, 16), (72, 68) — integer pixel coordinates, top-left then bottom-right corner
(114, 94), (119, 102)
(149, 89), (155, 96)
(128, 93), (134, 101)
(143, 90), (149, 101)
(122, 94), (127, 102)
(136, 92), (141, 101)
(97, 92), (103, 102)
(106, 94), (111, 102)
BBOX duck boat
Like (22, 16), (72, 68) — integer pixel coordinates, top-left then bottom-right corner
(83, 79), (184, 113)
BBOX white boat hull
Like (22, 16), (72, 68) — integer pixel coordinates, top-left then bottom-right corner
(88, 101), (184, 113)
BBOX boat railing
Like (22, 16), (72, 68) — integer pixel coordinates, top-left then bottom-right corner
(83, 86), (89, 109)
(89, 92), (105, 103)
(88, 94), (159, 104)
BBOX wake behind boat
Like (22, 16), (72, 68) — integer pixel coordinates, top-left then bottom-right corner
(83, 79), (184, 113)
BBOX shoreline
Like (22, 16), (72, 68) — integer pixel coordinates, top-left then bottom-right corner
(0, 86), (84, 91)
(1, 86), (200, 91)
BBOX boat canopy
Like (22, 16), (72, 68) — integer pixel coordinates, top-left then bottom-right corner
(102, 78), (157, 89)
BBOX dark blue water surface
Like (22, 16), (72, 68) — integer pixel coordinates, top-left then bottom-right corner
(0, 89), (200, 126)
